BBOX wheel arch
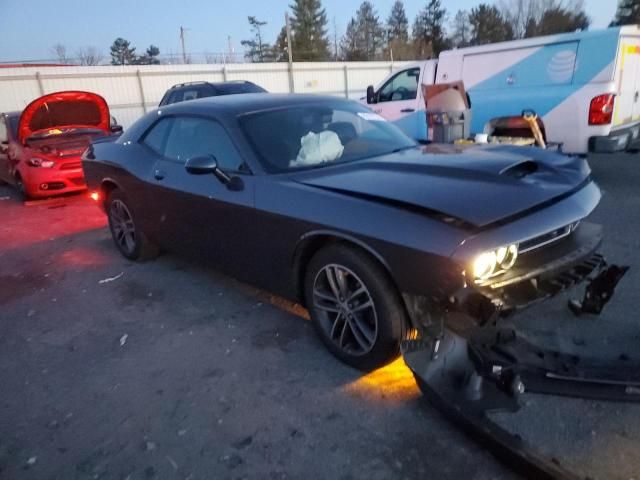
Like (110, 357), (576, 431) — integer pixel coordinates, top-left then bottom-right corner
(292, 230), (393, 306)
(100, 177), (123, 205)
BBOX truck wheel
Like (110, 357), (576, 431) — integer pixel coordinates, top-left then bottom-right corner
(304, 243), (409, 371)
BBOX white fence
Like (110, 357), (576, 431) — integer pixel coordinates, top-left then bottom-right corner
(0, 61), (412, 128)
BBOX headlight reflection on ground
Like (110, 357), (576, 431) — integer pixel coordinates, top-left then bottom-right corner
(342, 357), (420, 404)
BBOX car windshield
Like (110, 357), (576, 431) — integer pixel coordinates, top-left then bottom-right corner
(240, 101), (417, 173)
(217, 83), (266, 95)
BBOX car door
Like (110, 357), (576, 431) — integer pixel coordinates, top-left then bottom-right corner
(144, 114), (257, 278)
(370, 67), (423, 139)
(372, 68), (421, 119)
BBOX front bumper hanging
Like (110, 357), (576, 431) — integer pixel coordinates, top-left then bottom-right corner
(402, 262), (631, 479)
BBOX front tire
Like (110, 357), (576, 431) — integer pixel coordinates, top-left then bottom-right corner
(106, 190), (158, 261)
(304, 244), (409, 371)
(15, 174), (30, 200)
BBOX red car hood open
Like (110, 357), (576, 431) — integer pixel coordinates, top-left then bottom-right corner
(18, 91), (110, 143)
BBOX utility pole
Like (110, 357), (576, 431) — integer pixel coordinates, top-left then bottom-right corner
(285, 12), (294, 92)
(333, 17), (338, 61)
(180, 26), (188, 64)
(227, 35), (234, 63)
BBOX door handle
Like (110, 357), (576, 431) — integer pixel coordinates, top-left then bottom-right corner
(401, 108), (415, 113)
(154, 169), (166, 180)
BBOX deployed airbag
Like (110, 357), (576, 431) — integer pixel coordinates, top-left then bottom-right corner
(290, 130), (344, 168)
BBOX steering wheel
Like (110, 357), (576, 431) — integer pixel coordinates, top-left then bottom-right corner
(391, 86), (410, 101)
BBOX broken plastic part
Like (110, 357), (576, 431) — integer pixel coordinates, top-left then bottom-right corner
(568, 264), (629, 315)
(402, 261), (633, 479)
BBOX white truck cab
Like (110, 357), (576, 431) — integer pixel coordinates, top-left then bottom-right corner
(365, 26), (640, 154)
(364, 60), (437, 142)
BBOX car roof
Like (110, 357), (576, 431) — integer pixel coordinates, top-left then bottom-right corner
(158, 93), (352, 117)
(169, 80), (258, 90)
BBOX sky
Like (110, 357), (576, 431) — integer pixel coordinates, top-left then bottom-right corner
(0, 0), (619, 62)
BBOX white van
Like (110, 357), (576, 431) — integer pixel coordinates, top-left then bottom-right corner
(365, 26), (640, 154)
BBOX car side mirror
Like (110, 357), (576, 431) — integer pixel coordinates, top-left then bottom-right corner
(185, 155), (244, 191)
(366, 85), (376, 104)
(185, 155), (221, 175)
(110, 124), (123, 134)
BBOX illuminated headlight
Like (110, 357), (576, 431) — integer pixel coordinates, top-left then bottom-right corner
(472, 244), (518, 282)
(28, 157), (55, 168)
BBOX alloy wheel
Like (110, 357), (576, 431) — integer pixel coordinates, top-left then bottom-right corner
(312, 264), (378, 356)
(109, 199), (137, 255)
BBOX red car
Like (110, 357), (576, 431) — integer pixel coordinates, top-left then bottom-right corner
(0, 91), (117, 199)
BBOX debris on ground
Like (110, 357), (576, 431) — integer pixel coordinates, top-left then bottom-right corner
(119, 334), (128, 347)
(166, 455), (178, 470)
(99, 272), (124, 284)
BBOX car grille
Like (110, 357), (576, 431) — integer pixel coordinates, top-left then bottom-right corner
(519, 222), (580, 254)
(60, 162), (82, 170)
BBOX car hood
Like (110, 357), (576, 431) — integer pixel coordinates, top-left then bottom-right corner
(293, 145), (592, 228)
(18, 91), (110, 143)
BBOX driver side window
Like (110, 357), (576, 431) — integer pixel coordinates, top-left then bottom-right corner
(378, 68), (420, 103)
(164, 116), (243, 171)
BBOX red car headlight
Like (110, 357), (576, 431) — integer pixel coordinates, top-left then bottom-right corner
(28, 157), (55, 168)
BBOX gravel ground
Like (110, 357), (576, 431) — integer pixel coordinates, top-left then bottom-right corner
(0, 152), (638, 480)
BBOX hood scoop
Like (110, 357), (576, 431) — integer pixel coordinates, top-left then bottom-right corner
(499, 160), (539, 179)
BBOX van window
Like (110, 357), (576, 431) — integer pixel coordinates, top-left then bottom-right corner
(378, 68), (420, 102)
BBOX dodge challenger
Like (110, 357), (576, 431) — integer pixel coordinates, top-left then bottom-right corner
(82, 93), (616, 372)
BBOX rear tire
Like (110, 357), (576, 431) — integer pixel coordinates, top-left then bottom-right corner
(106, 189), (158, 261)
(304, 244), (409, 371)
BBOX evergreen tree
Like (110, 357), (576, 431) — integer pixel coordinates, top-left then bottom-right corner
(611, 0), (640, 26)
(468, 4), (514, 45)
(385, 0), (413, 60)
(450, 10), (471, 48)
(270, 26), (290, 62)
(110, 38), (137, 65)
(289, 0), (330, 61)
(412, 0), (449, 58)
(135, 45), (161, 65)
(241, 16), (272, 62)
(340, 1), (385, 61)
(387, 0), (409, 42)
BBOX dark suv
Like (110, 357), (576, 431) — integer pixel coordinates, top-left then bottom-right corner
(158, 81), (267, 107)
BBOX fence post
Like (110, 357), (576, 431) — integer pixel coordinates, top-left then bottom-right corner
(343, 64), (349, 99)
(136, 69), (147, 113)
(35, 72), (44, 96)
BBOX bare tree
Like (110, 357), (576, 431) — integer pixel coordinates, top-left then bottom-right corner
(76, 47), (104, 66)
(499, 0), (587, 38)
(51, 43), (71, 63)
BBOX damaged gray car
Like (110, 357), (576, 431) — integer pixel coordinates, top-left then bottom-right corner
(83, 94), (630, 478)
